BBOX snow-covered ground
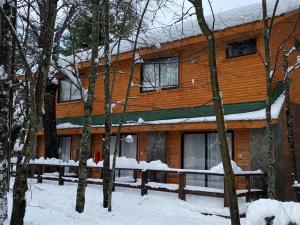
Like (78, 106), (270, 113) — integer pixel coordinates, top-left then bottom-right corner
(4, 179), (300, 225)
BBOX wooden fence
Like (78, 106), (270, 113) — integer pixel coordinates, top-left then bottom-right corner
(11, 162), (266, 207)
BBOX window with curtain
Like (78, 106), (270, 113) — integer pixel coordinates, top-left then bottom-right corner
(184, 134), (206, 186)
(59, 74), (82, 102)
(183, 132), (233, 188)
(109, 134), (137, 178)
(141, 57), (179, 91)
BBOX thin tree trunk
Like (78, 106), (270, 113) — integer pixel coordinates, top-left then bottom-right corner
(189, 1), (240, 224)
(0, 2), (13, 223)
(75, 0), (100, 213)
(262, 0), (276, 199)
(283, 51), (297, 183)
(102, 0), (112, 209)
(3, 1), (59, 224)
(107, 0), (150, 212)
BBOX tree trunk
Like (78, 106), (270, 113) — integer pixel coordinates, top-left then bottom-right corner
(0, 2), (13, 223)
(35, 0), (58, 127)
(75, 0), (100, 213)
(43, 82), (58, 159)
(107, 0), (150, 212)
(262, 0), (276, 199)
(102, 0), (112, 209)
(283, 51), (297, 183)
(9, 1), (58, 224)
(189, 1), (241, 224)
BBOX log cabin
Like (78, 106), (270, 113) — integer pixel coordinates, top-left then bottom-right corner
(36, 2), (300, 200)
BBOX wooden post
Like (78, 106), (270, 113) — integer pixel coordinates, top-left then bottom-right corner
(141, 170), (148, 196)
(178, 172), (186, 200)
(37, 165), (43, 184)
(245, 176), (251, 202)
(223, 177), (229, 207)
(58, 166), (65, 186)
(133, 169), (138, 182)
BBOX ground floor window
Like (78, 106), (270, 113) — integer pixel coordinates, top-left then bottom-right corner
(147, 132), (166, 182)
(58, 136), (71, 173)
(110, 134), (137, 178)
(183, 132), (233, 188)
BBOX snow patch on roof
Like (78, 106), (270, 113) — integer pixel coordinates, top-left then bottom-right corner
(55, 94), (285, 129)
(64, 0), (299, 64)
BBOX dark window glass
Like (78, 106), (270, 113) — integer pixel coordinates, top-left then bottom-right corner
(226, 39), (256, 58)
(295, 38), (300, 51)
(141, 57), (179, 92)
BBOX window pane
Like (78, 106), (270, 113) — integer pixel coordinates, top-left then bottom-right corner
(226, 39), (256, 58)
(184, 134), (206, 186)
(70, 82), (81, 100)
(142, 63), (159, 91)
(207, 133), (232, 188)
(60, 80), (71, 102)
(120, 135), (137, 178)
(147, 132), (166, 182)
(160, 62), (178, 88)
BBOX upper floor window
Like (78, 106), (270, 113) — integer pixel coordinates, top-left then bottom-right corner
(226, 38), (256, 58)
(141, 57), (179, 92)
(59, 74), (82, 102)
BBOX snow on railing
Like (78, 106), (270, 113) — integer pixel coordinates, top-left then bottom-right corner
(18, 157), (264, 175)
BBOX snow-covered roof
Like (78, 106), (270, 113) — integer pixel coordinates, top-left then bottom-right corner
(63, 0), (300, 65)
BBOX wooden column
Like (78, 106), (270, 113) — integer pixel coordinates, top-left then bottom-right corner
(178, 172), (186, 200)
(141, 170), (148, 196)
(37, 165), (43, 183)
(245, 176), (251, 202)
(58, 166), (65, 185)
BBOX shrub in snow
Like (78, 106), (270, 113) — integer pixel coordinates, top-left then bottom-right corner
(245, 199), (300, 225)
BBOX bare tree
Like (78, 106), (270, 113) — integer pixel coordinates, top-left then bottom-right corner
(1, 0), (61, 224)
(187, 0), (241, 224)
(102, 0), (111, 209)
(107, 0), (151, 212)
(283, 48), (300, 184)
(76, 0), (100, 213)
(0, 1), (14, 223)
(261, 0), (280, 199)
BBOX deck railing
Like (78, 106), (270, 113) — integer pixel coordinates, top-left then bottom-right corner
(10, 161), (266, 207)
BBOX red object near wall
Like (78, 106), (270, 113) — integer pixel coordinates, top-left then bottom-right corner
(93, 151), (100, 164)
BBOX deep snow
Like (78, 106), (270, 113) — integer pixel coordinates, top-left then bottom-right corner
(4, 179), (300, 225)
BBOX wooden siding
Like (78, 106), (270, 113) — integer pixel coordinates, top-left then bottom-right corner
(138, 132), (147, 162)
(166, 131), (182, 183)
(234, 129), (251, 170)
